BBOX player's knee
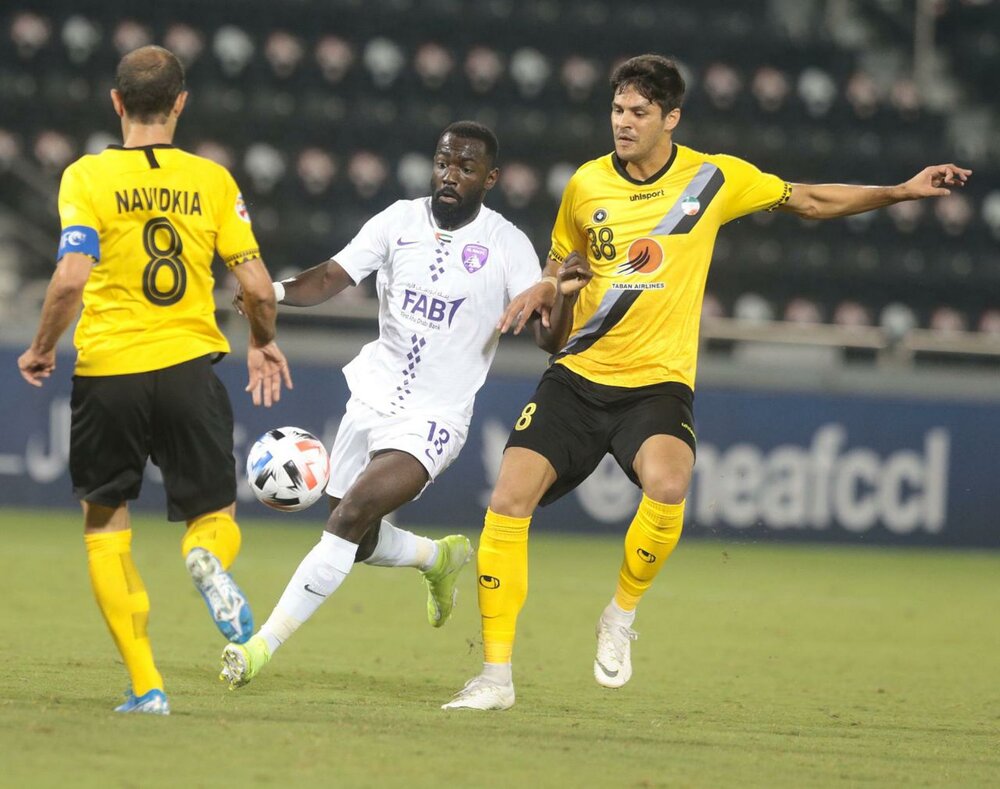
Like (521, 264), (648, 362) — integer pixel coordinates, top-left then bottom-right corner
(326, 495), (379, 541)
(641, 475), (689, 506)
(488, 487), (537, 519)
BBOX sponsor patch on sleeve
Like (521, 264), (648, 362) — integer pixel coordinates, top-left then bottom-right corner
(235, 193), (251, 223)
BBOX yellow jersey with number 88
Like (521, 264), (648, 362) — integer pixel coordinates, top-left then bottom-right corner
(549, 144), (790, 389)
(57, 144), (260, 376)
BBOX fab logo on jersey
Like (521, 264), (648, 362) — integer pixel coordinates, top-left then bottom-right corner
(617, 237), (664, 275)
(401, 288), (466, 329)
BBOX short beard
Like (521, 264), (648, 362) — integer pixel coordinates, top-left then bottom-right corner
(431, 193), (481, 229)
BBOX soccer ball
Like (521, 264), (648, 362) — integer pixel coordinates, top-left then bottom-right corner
(246, 427), (331, 512)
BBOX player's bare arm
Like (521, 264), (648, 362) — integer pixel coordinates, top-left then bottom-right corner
(231, 256), (293, 407)
(17, 252), (93, 386)
(781, 163), (972, 220)
(497, 257), (562, 335)
(232, 258), (356, 314)
(275, 258), (356, 307)
(534, 251), (593, 353)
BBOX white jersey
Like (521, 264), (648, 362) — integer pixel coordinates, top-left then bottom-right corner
(334, 198), (541, 424)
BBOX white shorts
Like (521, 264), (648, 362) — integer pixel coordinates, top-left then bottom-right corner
(325, 396), (469, 500)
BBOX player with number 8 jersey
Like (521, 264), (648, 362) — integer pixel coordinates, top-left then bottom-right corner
(57, 139), (259, 375)
(17, 45), (292, 715)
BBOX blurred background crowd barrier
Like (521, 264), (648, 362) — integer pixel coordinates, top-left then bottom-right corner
(1, 0), (998, 349)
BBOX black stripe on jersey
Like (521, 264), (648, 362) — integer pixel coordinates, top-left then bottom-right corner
(670, 167), (725, 234)
(551, 289), (644, 362)
(144, 148), (160, 169)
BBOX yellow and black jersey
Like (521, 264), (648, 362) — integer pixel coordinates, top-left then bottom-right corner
(548, 144), (790, 389)
(56, 144), (260, 376)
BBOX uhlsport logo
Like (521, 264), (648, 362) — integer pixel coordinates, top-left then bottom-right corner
(637, 548), (657, 563)
(617, 237), (664, 275)
(479, 574), (500, 589)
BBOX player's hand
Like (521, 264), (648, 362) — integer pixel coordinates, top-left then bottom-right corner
(246, 341), (293, 407)
(498, 277), (559, 335)
(232, 283), (246, 317)
(557, 251), (592, 295)
(17, 347), (55, 387)
(900, 164), (972, 198)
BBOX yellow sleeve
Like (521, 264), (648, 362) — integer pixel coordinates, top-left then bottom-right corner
(215, 168), (261, 269)
(548, 171), (587, 263)
(58, 161), (99, 231)
(715, 154), (791, 223)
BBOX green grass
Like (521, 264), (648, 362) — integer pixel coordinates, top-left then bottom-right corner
(1, 507), (998, 788)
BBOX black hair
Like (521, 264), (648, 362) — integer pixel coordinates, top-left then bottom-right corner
(115, 45), (186, 123)
(610, 54), (686, 114)
(439, 121), (499, 166)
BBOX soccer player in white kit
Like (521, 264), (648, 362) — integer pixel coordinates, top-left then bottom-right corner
(220, 122), (588, 690)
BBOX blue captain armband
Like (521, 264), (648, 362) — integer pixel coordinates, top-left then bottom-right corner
(57, 225), (100, 262)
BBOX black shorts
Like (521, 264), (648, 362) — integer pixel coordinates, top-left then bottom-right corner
(70, 355), (236, 521)
(505, 364), (696, 507)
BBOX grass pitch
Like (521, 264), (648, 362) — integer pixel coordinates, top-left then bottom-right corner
(1, 508), (997, 788)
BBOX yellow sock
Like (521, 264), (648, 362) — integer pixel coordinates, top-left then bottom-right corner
(478, 508), (530, 664)
(85, 530), (163, 696)
(614, 495), (685, 612)
(181, 511), (241, 570)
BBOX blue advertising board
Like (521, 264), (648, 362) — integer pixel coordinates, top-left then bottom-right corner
(2, 350), (997, 547)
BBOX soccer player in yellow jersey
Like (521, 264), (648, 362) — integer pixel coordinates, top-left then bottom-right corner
(16, 46), (292, 715)
(444, 53), (972, 710)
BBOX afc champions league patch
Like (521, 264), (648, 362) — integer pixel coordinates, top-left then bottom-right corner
(681, 195), (700, 216)
(235, 193), (251, 223)
(461, 243), (489, 273)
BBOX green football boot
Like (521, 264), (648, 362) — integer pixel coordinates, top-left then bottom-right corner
(422, 535), (473, 627)
(220, 634), (271, 689)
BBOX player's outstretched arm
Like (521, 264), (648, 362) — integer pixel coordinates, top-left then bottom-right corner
(232, 258), (356, 314)
(534, 252), (593, 354)
(276, 259), (355, 307)
(18, 252), (92, 387)
(780, 164), (972, 220)
(498, 257), (562, 335)
(232, 256), (293, 407)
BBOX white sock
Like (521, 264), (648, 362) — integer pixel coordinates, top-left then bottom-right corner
(481, 661), (512, 685)
(258, 531), (358, 654)
(605, 599), (636, 626)
(362, 519), (438, 571)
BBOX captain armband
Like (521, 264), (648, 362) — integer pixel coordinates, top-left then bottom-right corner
(57, 225), (100, 262)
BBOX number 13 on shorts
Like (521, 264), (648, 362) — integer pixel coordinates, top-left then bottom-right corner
(425, 420), (451, 460)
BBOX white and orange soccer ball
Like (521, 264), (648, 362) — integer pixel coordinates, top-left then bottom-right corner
(246, 427), (331, 512)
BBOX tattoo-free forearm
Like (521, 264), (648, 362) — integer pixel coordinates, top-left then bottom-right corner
(787, 183), (906, 219)
(242, 289), (277, 347)
(535, 291), (577, 354)
(280, 259), (354, 307)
